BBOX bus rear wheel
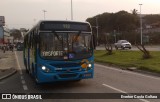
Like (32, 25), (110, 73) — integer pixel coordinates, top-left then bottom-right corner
(26, 69), (29, 73)
(25, 64), (29, 74)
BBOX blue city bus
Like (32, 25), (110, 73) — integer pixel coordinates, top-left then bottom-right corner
(23, 20), (95, 83)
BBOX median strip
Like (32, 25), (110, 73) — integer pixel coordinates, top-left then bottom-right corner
(95, 50), (160, 74)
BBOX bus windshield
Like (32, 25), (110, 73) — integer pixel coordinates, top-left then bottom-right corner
(40, 32), (93, 60)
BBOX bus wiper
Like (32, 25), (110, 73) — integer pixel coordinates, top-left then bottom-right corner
(73, 31), (81, 42)
(54, 33), (61, 41)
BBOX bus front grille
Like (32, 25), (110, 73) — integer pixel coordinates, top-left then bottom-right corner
(50, 63), (82, 72)
(51, 63), (80, 68)
(59, 74), (77, 78)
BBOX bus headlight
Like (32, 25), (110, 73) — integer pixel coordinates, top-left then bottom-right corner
(42, 66), (46, 70)
(88, 64), (92, 68)
(81, 59), (92, 69)
(42, 66), (50, 73)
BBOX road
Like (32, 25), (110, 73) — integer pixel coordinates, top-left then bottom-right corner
(0, 51), (160, 102)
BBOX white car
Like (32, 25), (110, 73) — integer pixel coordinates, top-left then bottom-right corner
(114, 40), (132, 50)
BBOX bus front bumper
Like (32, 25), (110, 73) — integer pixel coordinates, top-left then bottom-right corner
(36, 69), (93, 83)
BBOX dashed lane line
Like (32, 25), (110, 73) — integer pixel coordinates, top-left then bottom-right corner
(15, 51), (23, 75)
(0, 81), (4, 84)
(21, 76), (24, 80)
(23, 85), (28, 91)
(15, 51), (28, 91)
(22, 80), (26, 84)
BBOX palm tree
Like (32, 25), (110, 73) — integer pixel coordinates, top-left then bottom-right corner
(132, 9), (138, 15)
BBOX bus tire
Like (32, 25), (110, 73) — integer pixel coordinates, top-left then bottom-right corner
(26, 68), (29, 73)
(25, 61), (29, 74)
(25, 65), (29, 73)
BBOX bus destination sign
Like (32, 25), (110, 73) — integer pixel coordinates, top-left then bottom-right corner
(40, 21), (91, 32)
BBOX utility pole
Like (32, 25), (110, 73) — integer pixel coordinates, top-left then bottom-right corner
(139, 4), (143, 45)
(43, 10), (47, 20)
(33, 18), (36, 26)
(71, 0), (73, 20)
(96, 17), (99, 46)
(114, 30), (116, 43)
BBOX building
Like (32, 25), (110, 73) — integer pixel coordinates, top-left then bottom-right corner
(3, 27), (13, 44)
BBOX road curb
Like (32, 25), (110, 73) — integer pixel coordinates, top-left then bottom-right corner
(96, 62), (160, 78)
(129, 69), (160, 77)
(0, 68), (17, 81)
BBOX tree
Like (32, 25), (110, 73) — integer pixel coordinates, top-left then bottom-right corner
(144, 14), (160, 24)
(101, 33), (113, 55)
(131, 9), (138, 15)
(136, 44), (151, 59)
(86, 10), (139, 44)
(86, 10), (155, 60)
(10, 29), (22, 40)
(86, 10), (160, 45)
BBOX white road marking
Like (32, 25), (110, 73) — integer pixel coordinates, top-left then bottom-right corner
(102, 84), (150, 102)
(0, 81), (4, 84)
(15, 51), (23, 75)
(23, 85), (28, 91)
(96, 64), (160, 80)
(102, 84), (126, 93)
(22, 80), (26, 84)
(21, 76), (24, 80)
(15, 51), (28, 91)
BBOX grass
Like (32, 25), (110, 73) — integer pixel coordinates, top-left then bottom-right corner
(94, 50), (160, 73)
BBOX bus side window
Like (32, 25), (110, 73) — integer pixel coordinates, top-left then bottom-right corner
(30, 32), (34, 49)
(28, 33), (31, 49)
(92, 34), (96, 49)
(26, 35), (29, 48)
(31, 32), (34, 48)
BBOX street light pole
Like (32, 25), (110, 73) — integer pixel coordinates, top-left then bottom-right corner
(114, 30), (116, 43)
(96, 17), (99, 46)
(139, 4), (143, 45)
(43, 10), (47, 20)
(71, 0), (73, 20)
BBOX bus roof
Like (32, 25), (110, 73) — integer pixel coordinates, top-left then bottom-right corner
(25, 20), (92, 37)
(38, 20), (90, 24)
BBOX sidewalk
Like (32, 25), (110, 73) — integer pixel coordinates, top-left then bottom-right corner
(0, 50), (17, 81)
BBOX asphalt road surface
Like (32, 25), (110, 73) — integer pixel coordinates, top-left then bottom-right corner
(0, 51), (160, 102)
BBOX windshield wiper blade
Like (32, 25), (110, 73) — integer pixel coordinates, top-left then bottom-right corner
(54, 33), (60, 40)
(73, 31), (81, 42)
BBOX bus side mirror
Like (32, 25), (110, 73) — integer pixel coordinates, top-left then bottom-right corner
(92, 35), (96, 49)
(90, 35), (96, 50)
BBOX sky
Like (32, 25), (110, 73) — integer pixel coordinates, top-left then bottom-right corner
(0, 0), (160, 29)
